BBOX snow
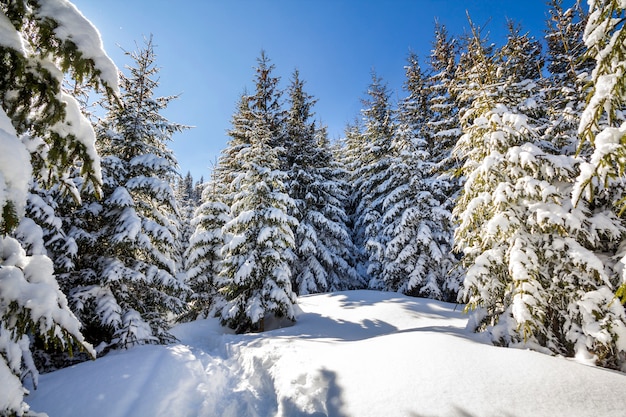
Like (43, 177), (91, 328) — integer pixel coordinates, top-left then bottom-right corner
(25, 290), (626, 417)
(50, 90), (103, 193)
(34, 0), (119, 93)
(0, 11), (26, 53)
(0, 108), (32, 224)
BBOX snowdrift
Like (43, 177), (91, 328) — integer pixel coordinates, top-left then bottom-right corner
(27, 290), (626, 416)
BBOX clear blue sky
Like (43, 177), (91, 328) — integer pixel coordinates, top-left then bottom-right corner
(72, 0), (556, 181)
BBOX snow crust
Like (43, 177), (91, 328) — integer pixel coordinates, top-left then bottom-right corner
(26, 291), (626, 417)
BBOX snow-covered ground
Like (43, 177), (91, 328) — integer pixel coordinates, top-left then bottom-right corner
(27, 290), (626, 417)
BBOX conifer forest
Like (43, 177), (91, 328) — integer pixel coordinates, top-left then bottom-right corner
(1, 0), (626, 415)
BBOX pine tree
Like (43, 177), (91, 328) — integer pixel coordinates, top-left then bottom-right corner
(182, 177), (230, 322)
(576, 0), (626, 156)
(0, 1), (118, 414)
(422, 23), (465, 300)
(349, 73), (397, 289)
(544, 0), (593, 155)
(175, 171), (200, 279)
(574, 0), (626, 230)
(423, 22), (461, 171)
(569, 0), (626, 367)
(338, 119), (369, 284)
(454, 17), (626, 369)
(285, 70), (359, 294)
(70, 37), (189, 351)
(379, 53), (461, 300)
(183, 93), (255, 323)
(216, 53), (298, 333)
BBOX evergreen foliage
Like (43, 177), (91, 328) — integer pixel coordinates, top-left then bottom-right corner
(349, 73), (397, 288)
(182, 177), (229, 322)
(3, 3), (626, 403)
(0, 1), (117, 414)
(215, 53), (298, 333)
(285, 71), (359, 294)
(174, 171), (201, 282)
(379, 53), (461, 300)
(454, 17), (626, 370)
(544, 0), (593, 155)
(423, 22), (462, 171)
(69, 37), (188, 351)
(574, 0), (626, 318)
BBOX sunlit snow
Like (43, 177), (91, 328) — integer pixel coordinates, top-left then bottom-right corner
(26, 290), (626, 417)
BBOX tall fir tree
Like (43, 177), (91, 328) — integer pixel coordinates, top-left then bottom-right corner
(348, 73), (398, 289)
(216, 53), (298, 333)
(573, 1), (626, 361)
(544, 0), (593, 155)
(183, 93), (255, 322)
(423, 22), (461, 171)
(575, 0), (626, 211)
(0, 1), (118, 414)
(285, 70), (359, 294)
(379, 53), (461, 300)
(454, 17), (626, 369)
(69, 37), (189, 351)
(182, 176), (230, 322)
(175, 171), (200, 280)
(574, 0), (626, 251)
(423, 23), (465, 289)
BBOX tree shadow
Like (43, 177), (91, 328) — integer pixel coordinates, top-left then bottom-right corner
(408, 405), (519, 417)
(394, 324), (488, 343)
(279, 369), (348, 417)
(324, 291), (464, 318)
(292, 311), (399, 342)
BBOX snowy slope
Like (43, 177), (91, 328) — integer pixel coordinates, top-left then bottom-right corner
(26, 290), (626, 417)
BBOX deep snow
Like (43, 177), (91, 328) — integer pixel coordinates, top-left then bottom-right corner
(26, 290), (626, 417)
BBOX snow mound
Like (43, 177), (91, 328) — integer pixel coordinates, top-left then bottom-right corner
(26, 290), (626, 417)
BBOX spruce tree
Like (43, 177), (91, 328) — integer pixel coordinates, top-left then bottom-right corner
(182, 177), (230, 321)
(379, 53), (461, 300)
(574, 0), (626, 228)
(183, 93), (255, 323)
(423, 22), (461, 171)
(175, 171), (200, 281)
(544, 0), (593, 155)
(454, 17), (626, 369)
(349, 73), (397, 289)
(338, 119), (369, 284)
(0, 1), (117, 414)
(422, 23), (465, 300)
(216, 53), (298, 333)
(571, 0), (626, 366)
(285, 70), (359, 294)
(69, 37), (188, 350)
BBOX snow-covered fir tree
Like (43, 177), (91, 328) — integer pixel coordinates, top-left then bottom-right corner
(216, 53), (298, 333)
(69, 37), (189, 351)
(422, 23), (463, 244)
(284, 71), (359, 294)
(337, 119), (369, 284)
(174, 171), (201, 280)
(574, 0), (626, 285)
(454, 18), (626, 369)
(423, 22), (461, 171)
(348, 73), (398, 289)
(379, 53), (461, 300)
(544, 0), (593, 155)
(182, 176), (230, 322)
(181, 93), (255, 322)
(0, 1), (118, 414)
